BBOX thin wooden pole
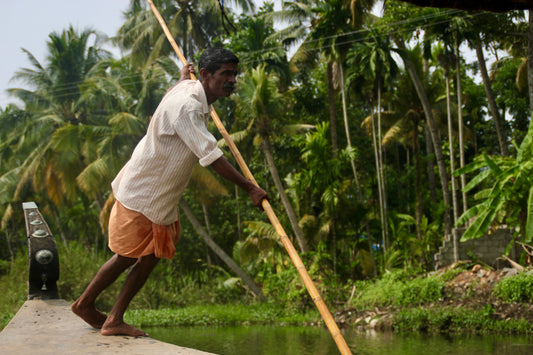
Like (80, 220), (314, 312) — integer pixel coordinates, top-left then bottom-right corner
(146, 1), (352, 353)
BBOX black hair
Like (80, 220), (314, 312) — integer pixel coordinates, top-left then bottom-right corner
(198, 47), (239, 75)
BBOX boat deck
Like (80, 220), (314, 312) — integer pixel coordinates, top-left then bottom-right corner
(0, 299), (215, 354)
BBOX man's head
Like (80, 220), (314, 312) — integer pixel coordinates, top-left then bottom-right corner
(198, 47), (239, 75)
(199, 48), (239, 104)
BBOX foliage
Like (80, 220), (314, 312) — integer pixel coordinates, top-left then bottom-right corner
(455, 120), (533, 243)
(256, 246), (348, 312)
(125, 302), (320, 327)
(0, 252), (27, 330)
(492, 270), (533, 303)
(349, 269), (445, 309)
(1, 0), (533, 334)
(393, 307), (533, 334)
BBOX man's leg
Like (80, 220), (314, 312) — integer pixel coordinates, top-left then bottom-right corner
(71, 254), (137, 328)
(101, 253), (160, 336)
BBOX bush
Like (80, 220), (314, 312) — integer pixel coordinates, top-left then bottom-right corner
(0, 253), (28, 330)
(394, 307), (533, 334)
(493, 271), (533, 303)
(349, 270), (445, 309)
(260, 251), (343, 311)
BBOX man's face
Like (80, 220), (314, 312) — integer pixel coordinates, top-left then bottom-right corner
(202, 62), (238, 104)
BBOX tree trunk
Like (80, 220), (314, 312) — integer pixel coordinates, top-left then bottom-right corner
(445, 67), (459, 224)
(395, 38), (452, 238)
(371, 108), (387, 252)
(327, 61), (339, 157)
(377, 82), (389, 251)
(339, 62), (361, 192)
(235, 185), (242, 240)
(424, 126), (438, 204)
(474, 39), (508, 156)
(413, 128), (423, 241)
(456, 39), (468, 217)
(201, 202), (213, 266)
(261, 135), (308, 253)
(527, 10), (533, 115)
(179, 200), (267, 301)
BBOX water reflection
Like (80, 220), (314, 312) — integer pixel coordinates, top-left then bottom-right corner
(145, 325), (533, 355)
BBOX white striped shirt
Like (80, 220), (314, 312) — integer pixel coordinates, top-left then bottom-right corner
(111, 80), (223, 225)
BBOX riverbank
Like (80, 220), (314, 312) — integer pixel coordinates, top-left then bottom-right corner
(123, 263), (533, 336)
(2, 246), (532, 337)
(336, 263), (533, 335)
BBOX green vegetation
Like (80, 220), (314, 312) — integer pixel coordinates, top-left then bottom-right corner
(349, 269), (452, 309)
(1, 0), (533, 339)
(394, 308), (533, 335)
(2, 248), (532, 336)
(493, 271), (533, 303)
(0, 253), (27, 330)
(125, 304), (319, 328)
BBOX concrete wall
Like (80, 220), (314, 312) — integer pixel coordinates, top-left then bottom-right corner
(434, 227), (521, 269)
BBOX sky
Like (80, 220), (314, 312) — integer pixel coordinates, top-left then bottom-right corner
(1, 0), (131, 108)
(0, 1), (484, 109)
(0, 0), (274, 109)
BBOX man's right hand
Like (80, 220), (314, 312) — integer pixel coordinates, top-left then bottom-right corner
(247, 184), (268, 210)
(180, 63), (195, 81)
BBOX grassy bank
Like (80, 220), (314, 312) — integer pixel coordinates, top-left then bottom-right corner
(125, 303), (321, 328)
(341, 264), (533, 335)
(393, 307), (533, 334)
(1, 243), (532, 335)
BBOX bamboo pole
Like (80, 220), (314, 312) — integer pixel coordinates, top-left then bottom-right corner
(146, 1), (352, 353)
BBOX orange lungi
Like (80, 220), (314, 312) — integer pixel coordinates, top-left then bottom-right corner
(108, 201), (180, 259)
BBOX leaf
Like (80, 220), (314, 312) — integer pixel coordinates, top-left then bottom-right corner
(463, 168), (490, 193)
(517, 118), (533, 162)
(473, 188), (492, 200)
(460, 197), (505, 242)
(453, 158), (488, 176)
(456, 203), (483, 227)
(483, 153), (502, 175)
(525, 185), (533, 243)
(491, 166), (520, 198)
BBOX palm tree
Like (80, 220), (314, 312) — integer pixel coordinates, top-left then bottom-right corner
(394, 38), (453, 238)
(346, 27), (400, 252)
(382, 2), (454, 238)
(290, 122), (362, 272)
(1, 27), (117, 247)
(179, 200), (267, 300)
(117, 0), (254, 68)
(7, 26), (111, 208)
(472, 37), (508, 156)
(233, 66), (310, 253)
(270, 0), (376, 155)
(227, 7), (293, 90)
(460, 11), (525, 156)
(435, 45), (459, 224)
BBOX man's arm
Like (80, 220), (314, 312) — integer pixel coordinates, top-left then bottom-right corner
(166, 63), (196, 94)
(210, 157), (268, 208)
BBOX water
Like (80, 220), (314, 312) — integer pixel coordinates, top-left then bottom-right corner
(145, 325), (533, 355)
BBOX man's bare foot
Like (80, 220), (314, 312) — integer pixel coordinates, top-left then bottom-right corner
(71, 300), (107, 329)
(101, 319), (148, 337)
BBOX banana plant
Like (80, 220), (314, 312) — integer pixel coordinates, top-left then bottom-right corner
(455, 120), (533, 244)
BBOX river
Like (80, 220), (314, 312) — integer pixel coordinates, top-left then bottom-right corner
(145, 325), (533, 354)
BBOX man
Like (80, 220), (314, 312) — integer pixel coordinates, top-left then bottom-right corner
(71, 48), (267, 337)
